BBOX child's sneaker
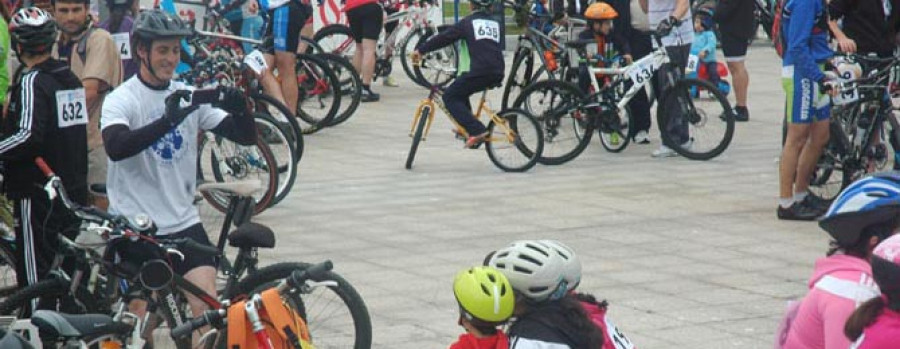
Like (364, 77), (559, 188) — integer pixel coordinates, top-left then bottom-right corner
(465, 132), (489, 149)
(633, 130), (650, 144)
(382, 75), (400, 87)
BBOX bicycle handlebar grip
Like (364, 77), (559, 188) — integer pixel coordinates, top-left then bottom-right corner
(34, 157), (54, 178)
(288, 260), (334, 289)
(178, 239), (220, 256)
(171, 311), (218, 339)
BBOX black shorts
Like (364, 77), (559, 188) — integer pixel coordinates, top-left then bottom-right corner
(347, 2), (383, 42)
(263, 2), (309, 53)
(720, 31), (750, 61)
(158, 223), (216, 275)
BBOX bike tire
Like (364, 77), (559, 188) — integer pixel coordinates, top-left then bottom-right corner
(295, 54), (341, 133)
(486, 108), (544, 172)
(217, 262), (372, 349)
(301, 36), (324, 54)
(406, 105), (431, 170)
(657, 78), (735, 160)
(400, 27), (435, 84)
(502, 48), (535, 110)
(411, 44), (457, 89)
(0, 277), (102, 317)
(251, 93), (305, 163)
(314, 24), (355, 58)
(254, 113), (298, 207)
(512, 80), (592, 165)
(199, 133), (279, 214)
(316, 53), (362, 126)
(598, 104), (633, 153)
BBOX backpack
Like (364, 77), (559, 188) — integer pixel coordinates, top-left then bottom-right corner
(772, 0), (829, 58)
(227, 288), (316, 349)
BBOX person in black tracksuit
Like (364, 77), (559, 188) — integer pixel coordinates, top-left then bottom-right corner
(828, 0), (900, 58)
(1, 8), (88, 289)
(413, 0), (504, 148)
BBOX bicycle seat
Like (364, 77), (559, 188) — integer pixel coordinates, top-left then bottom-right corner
(228, 222), (276, 249)
(89, 183), (106, 195)
(197, 180), (262, 197)
(31, 310), (132, 339)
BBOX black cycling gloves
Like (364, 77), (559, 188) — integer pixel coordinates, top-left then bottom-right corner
(164, 90), (200, 127)
(212, 87), (248, 116)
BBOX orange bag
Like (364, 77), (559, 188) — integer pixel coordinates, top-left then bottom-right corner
(227, 288), (314, 349)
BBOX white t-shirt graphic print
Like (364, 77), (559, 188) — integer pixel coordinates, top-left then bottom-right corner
(101, 78), (227, 235)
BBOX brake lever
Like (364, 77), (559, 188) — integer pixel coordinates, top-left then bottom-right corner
(166, 248), (185, 261)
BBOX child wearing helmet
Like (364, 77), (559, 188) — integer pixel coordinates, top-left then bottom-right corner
(575, 2), (631, 92)
(450, 266), (515, 349)
(412, 0), (504, 148)
(778, 173), (900, 349)
(844, 234), (900, 348)
(486, 240), (604, 349)
(688, 8), (720, 86)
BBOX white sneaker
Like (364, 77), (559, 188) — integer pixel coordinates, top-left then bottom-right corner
(633, 130), (651, 144)
(651, 145), (679, 158)
(382, 76), (400, 87)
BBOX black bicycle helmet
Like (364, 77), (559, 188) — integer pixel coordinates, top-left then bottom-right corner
(9, 7), (58, 55)
(132, 9), (193, 41)
(471, 0), (496, 10)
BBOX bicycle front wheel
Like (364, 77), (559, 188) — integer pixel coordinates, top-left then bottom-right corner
(198, 133), (279, 213)
(226, 262), (372, 349)
(400, 27), (434, 83)
(486, 108), (544, 172)
(314, 24), (356, 58)
(502, 48), (535, 110)
(512, 80), (592, 165)
(296, 54), (341, 132)
(657, 78), (735, 160)
(255, 113), (298, 206)
(406, 105), (431, 170)
(316, 53), (362, 127)
(251, 93), (305, 162)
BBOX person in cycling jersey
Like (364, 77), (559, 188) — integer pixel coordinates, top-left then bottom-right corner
(487, 240), (604, 348)
(779, 173), (900, 349)
(450, 266), (515, 349)
(100, 9), (256, 333)
(411, 0), (503, 148)
(1, 7), (87, 289)
(345, 0), (384, 101)
(251, 0), (310, 112)
(844, 234), (900, 349)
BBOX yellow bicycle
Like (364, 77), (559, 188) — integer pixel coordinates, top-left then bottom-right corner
(406, 65), (544, 172)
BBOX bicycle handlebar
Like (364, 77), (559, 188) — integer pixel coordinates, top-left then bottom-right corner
(170, 309), (226, 339)
(164, 238), (220, 257)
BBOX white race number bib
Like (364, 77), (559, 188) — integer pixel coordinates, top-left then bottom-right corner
(472, 19), (500, 42)
(604, 318), (635, 349)
(628, 59), (655, 86)
(56, 88), (88, 128)
(244, 50), (269, 75)
(111, 32), (132, 59)
(686, 54), (699, 72)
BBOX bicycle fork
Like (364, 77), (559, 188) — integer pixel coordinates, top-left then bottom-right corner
(410, 99), (436, 140)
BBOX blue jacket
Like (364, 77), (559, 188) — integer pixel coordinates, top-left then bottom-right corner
(690, 30), (717, 63)
(782, 0), (832, 82)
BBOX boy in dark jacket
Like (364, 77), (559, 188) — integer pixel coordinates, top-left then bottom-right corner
(412, 0), (504, 148)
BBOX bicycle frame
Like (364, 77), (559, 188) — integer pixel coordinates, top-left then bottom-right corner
(581, 43), (670, 112)
(409, 83), (516, 144)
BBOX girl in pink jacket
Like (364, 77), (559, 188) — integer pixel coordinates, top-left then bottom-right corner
(781, 173), (900, 349)
(844, 234), (900, 349)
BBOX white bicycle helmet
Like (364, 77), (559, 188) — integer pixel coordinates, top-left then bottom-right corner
(541, 240), (582, 291)
(488, 240), (567, 302)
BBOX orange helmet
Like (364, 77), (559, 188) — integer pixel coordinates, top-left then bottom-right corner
(585, 2), (618, 20)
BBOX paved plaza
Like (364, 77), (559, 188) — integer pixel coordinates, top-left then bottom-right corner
(248, 41), (829, 348)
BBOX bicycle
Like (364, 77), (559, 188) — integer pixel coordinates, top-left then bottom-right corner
(2, 160), (372, 349)
(502, 2), (585, 109)
(405, 65), (544, 172)
(512, 29), (735, 164)
(314, 0), (456, 86)
(808, 54), (900, 200)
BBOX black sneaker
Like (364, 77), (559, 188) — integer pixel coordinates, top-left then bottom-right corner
(802, 193), (832, 213)
(777, 201), (822, 221)
(734, 106), (749, 122)
(361, 88), (380, 103)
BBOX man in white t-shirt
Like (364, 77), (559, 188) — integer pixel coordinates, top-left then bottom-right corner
(641, 0), (693, 158)
(100, 10), (256, 329)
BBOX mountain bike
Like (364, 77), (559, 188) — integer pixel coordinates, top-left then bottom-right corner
(513, 30), (735, 164)
(406, 65), (544, 171)
(809, 55), (900, 200)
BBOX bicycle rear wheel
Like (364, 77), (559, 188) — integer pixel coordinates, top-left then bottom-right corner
(502, 48), (535, 110)
(486, 108), (544, 172)
(400, 27), (435, 84)
(314, 24), (355, 58)
(221, 262), (372, 349)
(255, 113), (298, 206)
(512, 80), (592, 165)
(198, 133), (278, 214)
(296, 54), (341, 132)
(316, 53), (362, 126)
(251, 93), (305, 162)
(411, 45), (457, 89)
(657, 78), (735, 160)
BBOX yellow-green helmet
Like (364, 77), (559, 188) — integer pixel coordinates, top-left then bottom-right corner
(453, 266), (515, 323)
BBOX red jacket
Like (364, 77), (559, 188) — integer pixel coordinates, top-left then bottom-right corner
(580, 300), (636, 349)
(449, 332), (509, 349)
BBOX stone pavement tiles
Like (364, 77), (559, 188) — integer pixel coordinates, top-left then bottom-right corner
(239, 43), (830, 348)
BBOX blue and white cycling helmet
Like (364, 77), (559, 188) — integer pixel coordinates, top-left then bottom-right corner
(819, 172), (900, 247)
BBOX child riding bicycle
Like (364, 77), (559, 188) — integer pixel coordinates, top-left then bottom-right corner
(411, 0), (504, 148)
